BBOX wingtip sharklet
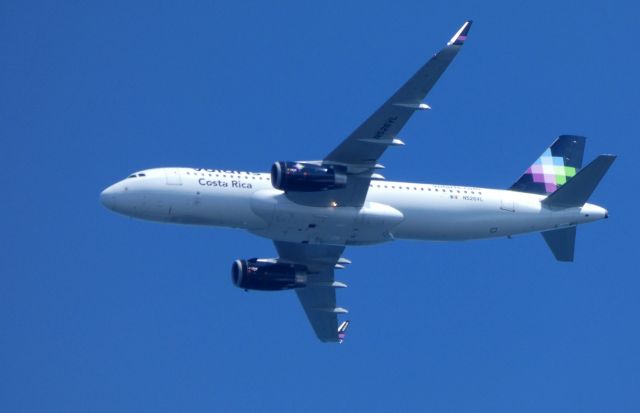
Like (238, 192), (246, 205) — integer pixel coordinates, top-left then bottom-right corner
(447, 20), (473, 46)
(338, 320), (350, 344)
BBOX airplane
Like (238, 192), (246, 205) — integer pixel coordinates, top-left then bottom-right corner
(100, 21), (616, 343)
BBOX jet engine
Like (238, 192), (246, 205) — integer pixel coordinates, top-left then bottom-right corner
(231, 258), (307, 291)
(271, 161), (347, 192)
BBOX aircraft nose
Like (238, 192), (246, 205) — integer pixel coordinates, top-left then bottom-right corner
(100, 184), (118, 210)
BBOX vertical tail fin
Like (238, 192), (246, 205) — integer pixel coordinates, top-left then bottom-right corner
(338, 320), (350, 344)
(510, 135), (586, 195)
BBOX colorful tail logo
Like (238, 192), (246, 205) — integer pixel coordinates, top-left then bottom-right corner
(510, 135), (585, 195)
(525, 148), (577, 193)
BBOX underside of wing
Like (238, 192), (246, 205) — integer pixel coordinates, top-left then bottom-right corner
(324, 20), (472, 167)
(283, 21), (472, 208)
(274, 241), (349, 342)
(295, 277), (346, 342)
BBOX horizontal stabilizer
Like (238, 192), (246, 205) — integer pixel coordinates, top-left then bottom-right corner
(541, 227), (576, 262)
(542, 155), (616, 208)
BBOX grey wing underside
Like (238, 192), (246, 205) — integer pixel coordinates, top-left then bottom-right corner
(274, 241), (346, 342)
(286, 21), (472, 208)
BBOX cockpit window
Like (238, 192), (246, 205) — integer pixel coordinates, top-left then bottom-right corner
(128, 174), (136, 178)
(138, 173), (146, 177)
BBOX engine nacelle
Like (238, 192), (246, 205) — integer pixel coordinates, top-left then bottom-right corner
(271, 161), (347, 192)
(231, 259), (307, 291)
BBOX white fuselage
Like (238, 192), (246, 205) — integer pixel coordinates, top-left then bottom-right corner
(100, 167), (607, 246)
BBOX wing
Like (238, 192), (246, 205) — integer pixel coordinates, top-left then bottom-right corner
(286, 21), (472, 208)
(274, 241), (348, 342)
(325, 20), (472, 166)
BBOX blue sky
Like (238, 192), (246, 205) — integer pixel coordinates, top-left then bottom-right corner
(2, 1), (639, 412)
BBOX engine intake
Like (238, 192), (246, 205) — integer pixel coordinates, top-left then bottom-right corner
(271, 161), (347, 192)
(231, 259), (307, 291)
